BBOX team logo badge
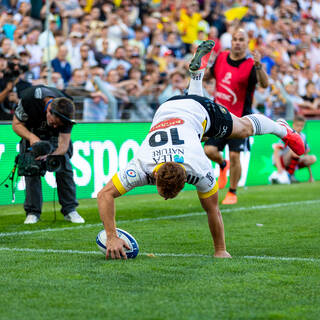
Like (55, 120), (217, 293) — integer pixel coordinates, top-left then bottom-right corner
(126, 169), (136, 177)
(219, 106), (227, 114)
(174, 155), (184, 163)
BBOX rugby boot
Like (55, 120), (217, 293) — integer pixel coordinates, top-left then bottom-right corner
(189, 40), (215, 72)
(277, 119), (305, 156)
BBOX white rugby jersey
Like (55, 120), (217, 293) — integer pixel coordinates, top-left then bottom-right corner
(112, 98), (218, 199)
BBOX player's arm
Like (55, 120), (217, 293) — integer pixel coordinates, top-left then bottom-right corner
(198, 189), (231, 258)
(97, 176), (130, 259)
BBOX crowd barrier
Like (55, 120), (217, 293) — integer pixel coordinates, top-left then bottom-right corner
(0, 121), (319, 206)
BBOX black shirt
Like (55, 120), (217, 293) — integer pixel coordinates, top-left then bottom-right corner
(15, 85), (72, 137)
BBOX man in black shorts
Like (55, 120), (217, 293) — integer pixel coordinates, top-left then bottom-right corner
(204, 29), (269, 204)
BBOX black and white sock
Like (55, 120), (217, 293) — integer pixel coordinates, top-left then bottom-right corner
(244, 114), (287, 138)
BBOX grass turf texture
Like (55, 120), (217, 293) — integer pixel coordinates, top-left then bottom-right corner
(0, 182), (319, 320)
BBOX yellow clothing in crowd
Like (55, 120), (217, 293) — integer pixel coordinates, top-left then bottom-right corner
(177, 9), (203, 44)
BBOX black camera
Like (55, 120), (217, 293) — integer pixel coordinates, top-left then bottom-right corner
(16, 141), (64, 176)
(16, 153), (64, 176)
(3, 60), (29, 82)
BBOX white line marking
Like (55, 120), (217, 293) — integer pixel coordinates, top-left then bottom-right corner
(0, 199), (319, 238)
(0, 247), (319, 263)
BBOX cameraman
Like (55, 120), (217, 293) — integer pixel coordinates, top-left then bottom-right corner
(12, 85), (85, 224)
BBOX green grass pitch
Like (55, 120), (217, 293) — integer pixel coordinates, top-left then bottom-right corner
(0, 182), (319, 320)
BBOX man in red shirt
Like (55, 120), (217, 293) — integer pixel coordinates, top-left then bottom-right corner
(204, 28), (269, 204)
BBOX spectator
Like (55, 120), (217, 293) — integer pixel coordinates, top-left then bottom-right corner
(166, 31), (185, 59)
(107, 13), (129, 54)
(105, 45), (131, 75)
(207, 26), (222, 55)
(0, 37), (16, 57)
(158, 69), (187, 104)
(70, 43), (97, 70)
(38, 14), (57, 49)
(51, 45), (72, 85)
(51, 72), (64, 90)
(42, 30), (65, 63)
(94, 38), (112, 69)
(11, 27), (26, 54)
(24, 28), (42, 79)
(82, 66), (109, 122)
(0, 10), (17, 41)
(128, 26), (147, 57)
(124, 73), (158, 121)
(95, 25), (109, 52)
(65, 31), (83, 65)
(176, 0), (210, 52)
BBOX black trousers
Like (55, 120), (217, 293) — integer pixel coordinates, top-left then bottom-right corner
(21, 138), (78, 217)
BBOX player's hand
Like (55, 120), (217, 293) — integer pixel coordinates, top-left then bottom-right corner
(214, 250), (232, 258)
(106, 236), (130, 260)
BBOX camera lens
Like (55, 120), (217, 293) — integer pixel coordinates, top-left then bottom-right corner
(46, 156), (62, 172)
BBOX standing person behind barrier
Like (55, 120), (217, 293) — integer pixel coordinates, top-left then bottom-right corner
(12, 85), (85, 224)
(204, 28), (269, 205)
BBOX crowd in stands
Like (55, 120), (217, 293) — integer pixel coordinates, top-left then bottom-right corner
(1, 0), (320, 121)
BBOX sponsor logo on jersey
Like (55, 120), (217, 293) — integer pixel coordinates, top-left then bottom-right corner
(149, 118), (184, 133)
(126, 169), (136, 178)
(222, 72), (232, 85)
(216, 84), (238, 105)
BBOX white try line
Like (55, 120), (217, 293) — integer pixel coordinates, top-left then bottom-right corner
(0, 199), (319, 238)
(0, 247), (319, 263)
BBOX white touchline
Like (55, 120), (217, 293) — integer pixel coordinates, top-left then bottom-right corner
(0, 199), (319, 238)
(0, 247), (319, 263)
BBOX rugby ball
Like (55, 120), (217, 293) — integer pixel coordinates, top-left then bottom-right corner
(96, 228), (139, 259)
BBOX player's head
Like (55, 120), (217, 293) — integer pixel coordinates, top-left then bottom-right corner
(293, 115), (306, 133)
(155, 162), (187, 200)
(46, 97), (76, 127)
